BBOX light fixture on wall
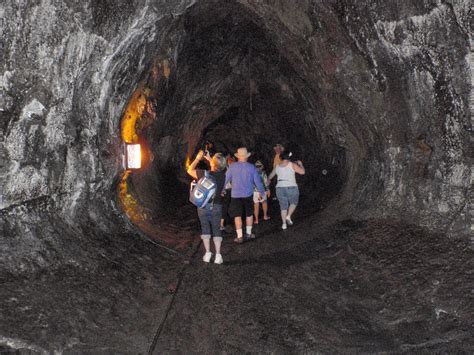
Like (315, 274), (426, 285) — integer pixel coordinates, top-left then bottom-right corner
(123, 143), (141, 170)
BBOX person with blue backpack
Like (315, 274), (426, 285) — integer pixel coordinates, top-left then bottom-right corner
(187, 150), (227, 264)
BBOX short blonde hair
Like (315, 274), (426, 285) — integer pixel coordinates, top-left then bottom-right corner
(211, 153), (227, 171)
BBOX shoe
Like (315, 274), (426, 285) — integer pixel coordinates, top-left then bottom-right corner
(203, 252), (212, 263)
(263, 216), (271, 221)
(234, 237), (245, 244)
(285, 216), (293, 226)
(244, 233), (256, 241)
(282, 224), (287, 230)
(214, 254), (223, 264)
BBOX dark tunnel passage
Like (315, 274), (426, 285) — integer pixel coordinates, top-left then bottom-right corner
(110, 0), (472, 248)
(1, 0), (472, 352)
(120, 2), (347, 241)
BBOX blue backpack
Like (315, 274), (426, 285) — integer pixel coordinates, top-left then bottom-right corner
(189, 171), (217, 208)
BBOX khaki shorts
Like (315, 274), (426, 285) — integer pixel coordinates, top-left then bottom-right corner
(253, 191), (267, 204)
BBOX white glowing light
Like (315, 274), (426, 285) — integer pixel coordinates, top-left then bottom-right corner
(126, 144), (141, 169)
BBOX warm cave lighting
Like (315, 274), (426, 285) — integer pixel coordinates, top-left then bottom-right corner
(125, 143), (141, 170)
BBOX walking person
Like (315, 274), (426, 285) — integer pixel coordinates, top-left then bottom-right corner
(271, 143), (285, 201)
(225, 147), (266, 244)
(273, 143), (285, 168)
(220, 153), (235, 233)
(253, 160), (271, 224)
(269, 151), (305, 230)
(187, 150), (227, 264)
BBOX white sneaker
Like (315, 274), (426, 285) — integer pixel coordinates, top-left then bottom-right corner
(214, 254), (223, 264)
(286, 216), (293, 226)
(203, 252), (212, 263)
(282, 224), (287, 230)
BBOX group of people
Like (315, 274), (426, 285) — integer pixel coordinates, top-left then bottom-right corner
(187, 144), (305, 264)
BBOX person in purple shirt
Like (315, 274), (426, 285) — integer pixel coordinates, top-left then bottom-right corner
(225, 147), (266, 243)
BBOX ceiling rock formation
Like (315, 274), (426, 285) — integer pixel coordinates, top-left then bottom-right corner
(1, 0), (472, 352)
(0, 0), (471, 282)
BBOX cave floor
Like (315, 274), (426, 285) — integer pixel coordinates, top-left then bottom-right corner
(1, 214), (472, 354)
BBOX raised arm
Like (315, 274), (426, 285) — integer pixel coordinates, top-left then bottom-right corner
(187, 150), (204, 179)
(292, 161), (305, 175)
(268, 167), (277, 180)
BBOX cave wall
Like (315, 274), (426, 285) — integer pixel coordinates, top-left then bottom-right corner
(0, 0), (196, 274)
(236, 0), (471, 231)
(328, 1), (471, 231)
(0, 0), (471, 275)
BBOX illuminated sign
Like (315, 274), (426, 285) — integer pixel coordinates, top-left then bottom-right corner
(126, 143), (141, 170)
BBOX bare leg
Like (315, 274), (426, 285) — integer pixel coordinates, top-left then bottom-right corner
(213, 238), (222, 254)
(202, 238), (211, 253)
(254, 203), (259, 223)
(281, 209), (288, 224)
(246, 215), (253, 227)
(287, 204), (297, 219)
(235, 217), (243, 238)
(262, 201), (269, 219)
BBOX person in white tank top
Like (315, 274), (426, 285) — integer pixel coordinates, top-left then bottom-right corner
(275, 163), (298, 187)
(269, 150), (305, 229)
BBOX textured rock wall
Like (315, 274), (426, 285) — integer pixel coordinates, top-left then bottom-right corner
(0, 0), (471, 275)
(0, 0), (195, 274)
(328, 1), (471, 231)
(239, 0), (471, 231)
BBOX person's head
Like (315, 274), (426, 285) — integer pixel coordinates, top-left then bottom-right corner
(210, 153), (227, 172)
(226, 153), (236, 166)
(273, 143), (285, 155)
(255, 160), (264, 171)
(279, 150), (292, 161)
(234, 147), (251, 162)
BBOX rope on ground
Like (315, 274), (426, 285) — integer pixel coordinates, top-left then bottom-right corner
(147, 237), (202, 354)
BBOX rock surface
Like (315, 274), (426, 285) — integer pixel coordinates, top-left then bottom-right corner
(0, 0), (472, 352)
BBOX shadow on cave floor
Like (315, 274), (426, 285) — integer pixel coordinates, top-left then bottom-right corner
(1, 215), (472, 353)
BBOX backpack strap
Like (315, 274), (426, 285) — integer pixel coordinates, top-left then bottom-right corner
(204, 170), (215, 206)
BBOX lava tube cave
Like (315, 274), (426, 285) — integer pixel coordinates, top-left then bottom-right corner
(0, 0), (472, 353)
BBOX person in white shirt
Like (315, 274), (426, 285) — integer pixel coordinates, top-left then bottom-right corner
(268, 151), (305, 230)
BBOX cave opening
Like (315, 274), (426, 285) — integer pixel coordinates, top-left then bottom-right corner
(118, 1), (347, 245)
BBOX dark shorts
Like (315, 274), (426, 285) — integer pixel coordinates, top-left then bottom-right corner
(229, 196), (254, 218)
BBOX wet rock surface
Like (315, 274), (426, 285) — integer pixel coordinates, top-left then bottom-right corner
(1, 228), (185, 353)
(0, 0), (472, 352)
